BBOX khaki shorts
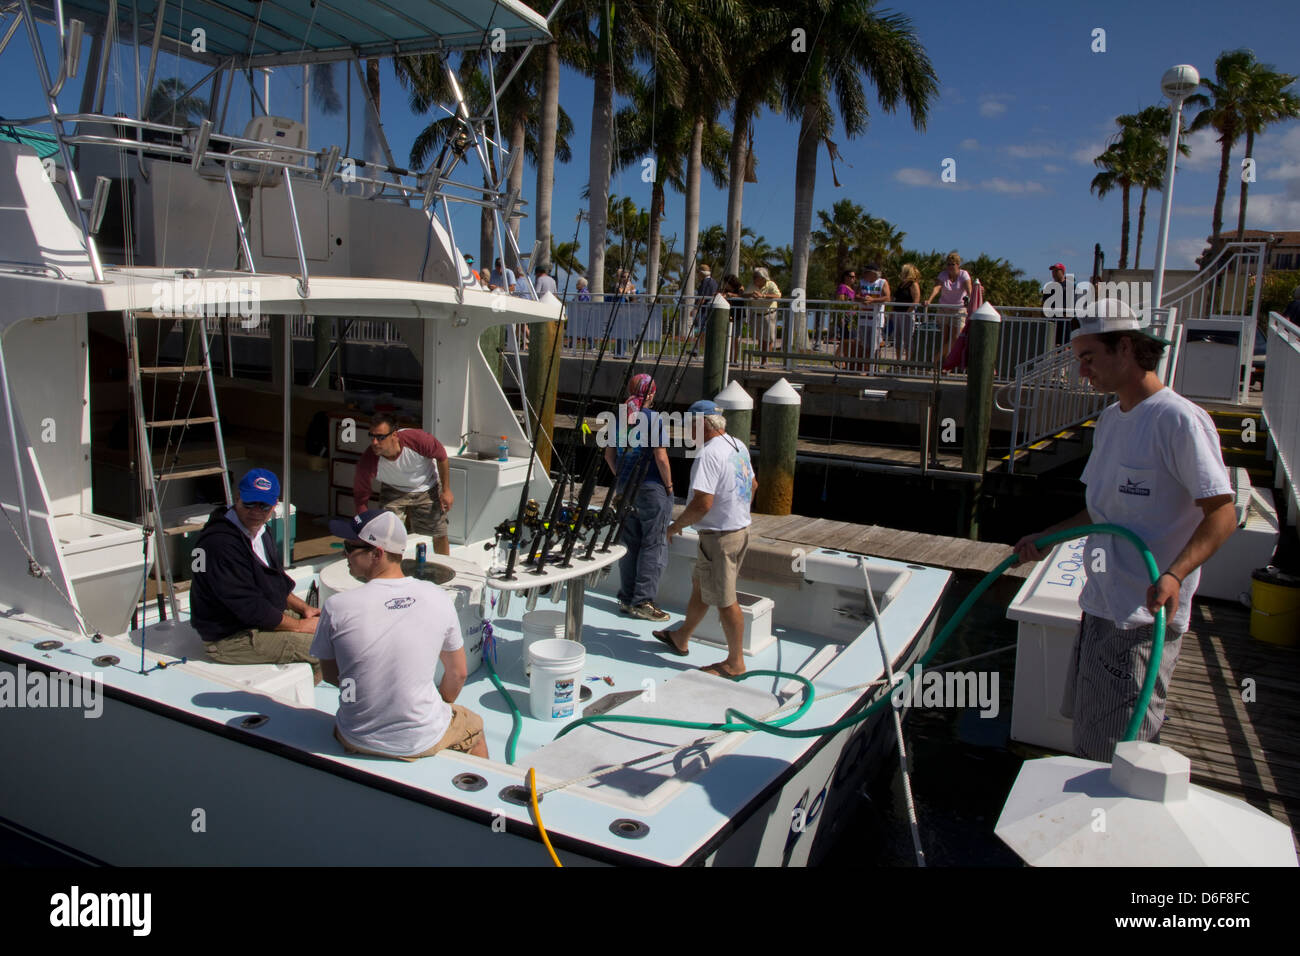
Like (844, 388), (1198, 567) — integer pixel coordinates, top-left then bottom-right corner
(692, 528), (749, 607)
(204, 616), (321, 683)
(379, 486), (449, 540)
(333, 704), (484, 761)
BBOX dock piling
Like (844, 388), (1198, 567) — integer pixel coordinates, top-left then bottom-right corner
(703, 294), (732, 399)
(962, 302), (1002, 537)
(755, 378), (800, 516)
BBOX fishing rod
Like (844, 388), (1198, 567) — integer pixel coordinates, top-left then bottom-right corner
(552, 238), (660, 567)
(596, 308), (707, 555)
(594, 265), (712, 556)
(583, 235), (698, 557)
(495, 282), (566, 581)
(517, 212), (595, 567)
(495, 207), (588, 574)
(526, 235), (644, 570)
(596, 231), (729, 554)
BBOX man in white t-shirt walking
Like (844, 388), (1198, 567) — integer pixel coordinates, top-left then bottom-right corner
(313, 510), (487, 760)
(353, 412), (454, 555)
(1014, 299), (1235, 762)
(656, 400), (757, 678)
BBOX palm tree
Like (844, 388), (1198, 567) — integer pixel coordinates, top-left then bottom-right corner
(568, 1), (681, 295)
(1091, 128), (1146, 270)
(697, 223), (730, 273)
(775, 0), (935, 341)
(1233, 62), (1299, 239)
(551, 239), (584, 280)
(536, 40), (562, 269)
(401, 52), (573, 270)
(740, 232), (777, 275)
(655, 1), (736, 301)
(1120, 106), (1190, 269)
(146, 78), (208, 126)
(811, 199), (873, 277)
(1186, 50), (1298, 246)
(614, 69), (729, 295)
(860, 214), (906, 266)
(722, 7), (786, 278)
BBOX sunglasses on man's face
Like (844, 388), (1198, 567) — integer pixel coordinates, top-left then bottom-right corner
(239, 501), (274, 512)
(368, 430), (394, 441)
(343, 541), (375, 554)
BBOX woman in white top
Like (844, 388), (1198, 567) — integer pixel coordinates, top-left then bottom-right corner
(926, 251), (972, 368)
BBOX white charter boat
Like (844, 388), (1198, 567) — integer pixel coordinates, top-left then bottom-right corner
(0, 0), (950, 866)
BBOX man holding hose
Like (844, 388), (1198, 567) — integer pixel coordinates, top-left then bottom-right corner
(1013, 299), (1235, 762)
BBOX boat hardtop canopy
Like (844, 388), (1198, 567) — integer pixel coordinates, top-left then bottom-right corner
(31, 0), (552, 67)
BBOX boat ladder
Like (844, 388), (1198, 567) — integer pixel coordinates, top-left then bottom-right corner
(122, 309), (233, 622)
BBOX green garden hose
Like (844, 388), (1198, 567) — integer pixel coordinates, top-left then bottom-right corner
(482, 647), (523, 765)
(554, 524), (1166, 748)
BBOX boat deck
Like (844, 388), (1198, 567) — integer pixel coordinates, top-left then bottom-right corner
(311, 594), (837, 785)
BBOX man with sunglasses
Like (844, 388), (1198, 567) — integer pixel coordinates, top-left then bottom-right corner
(190, 468), (322, 681)
(312, 510), (488, 760)
(353, 413), (453, 555)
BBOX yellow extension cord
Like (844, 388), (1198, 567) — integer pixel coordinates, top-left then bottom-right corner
(528, 768), (563, 867)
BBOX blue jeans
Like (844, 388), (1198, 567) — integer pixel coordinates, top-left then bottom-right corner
(617, 482), (672, 607)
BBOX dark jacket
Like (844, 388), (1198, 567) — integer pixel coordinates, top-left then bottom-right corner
(189, 507), (294, 641)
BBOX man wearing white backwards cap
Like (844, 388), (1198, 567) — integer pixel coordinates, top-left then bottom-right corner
(1014, 299), (1235, 762)
(312, 510), (487, 760)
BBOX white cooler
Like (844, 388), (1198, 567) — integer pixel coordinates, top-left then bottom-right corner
(1005, 537), (1088, 752)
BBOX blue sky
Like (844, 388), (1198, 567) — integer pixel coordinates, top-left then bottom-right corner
(5, 0), (1299, 287)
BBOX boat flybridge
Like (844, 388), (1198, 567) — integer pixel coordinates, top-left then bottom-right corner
(0, 0), (950, 866)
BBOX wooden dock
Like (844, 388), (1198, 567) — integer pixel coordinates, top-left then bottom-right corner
(742, 511), (1032, 579)
(1161, 599), (1300, 840)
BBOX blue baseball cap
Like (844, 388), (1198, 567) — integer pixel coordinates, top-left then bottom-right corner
(238, 468), (280, 505)
(687, 399), (720, 415)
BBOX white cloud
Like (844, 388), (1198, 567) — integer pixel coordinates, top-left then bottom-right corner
(1170, 237), (1209, 269)
(895, 167), (937, 186)
(1043, 164), (1064, 174)
(1004, 143), (1059, 159)
(1268, 159), (1300, 181)
(1178, 127), (1222, 172)
(978, 95), (1009, 118)
(1073, 140), (1107, 165)
(960, 138), (980, 150)
(893, 167), (972, 190)
(983, 178), (1046, 194)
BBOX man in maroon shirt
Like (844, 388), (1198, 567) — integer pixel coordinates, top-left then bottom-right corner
(353, 413), (454, 555)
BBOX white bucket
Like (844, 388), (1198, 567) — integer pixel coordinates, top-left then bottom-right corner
(527, 638), (585, 722)
(521, 609), (567, 677)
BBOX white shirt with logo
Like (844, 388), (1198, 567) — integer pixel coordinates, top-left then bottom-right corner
(688, 434), (754, 532)
(376, 443), (438, 494)
(1079, 387), (1232, 633)
(311, 576), (464, 756)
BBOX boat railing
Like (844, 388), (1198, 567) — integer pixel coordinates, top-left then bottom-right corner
(995, 307), (1176, 472)
(1263, 310), (1300, 519)
(8, 103), (526, 299)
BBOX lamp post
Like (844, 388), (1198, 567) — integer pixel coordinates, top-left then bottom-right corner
(1150, 64), (1199, 318)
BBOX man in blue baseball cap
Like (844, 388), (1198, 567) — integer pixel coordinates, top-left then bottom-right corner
(189, 468), (322, 681)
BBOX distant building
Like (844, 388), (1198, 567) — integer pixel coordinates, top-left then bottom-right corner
(1199, 230), (1300, 271)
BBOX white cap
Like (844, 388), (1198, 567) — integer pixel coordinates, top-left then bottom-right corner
(329, 509), (408, 554)
(1071, 297), (1170, 345)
